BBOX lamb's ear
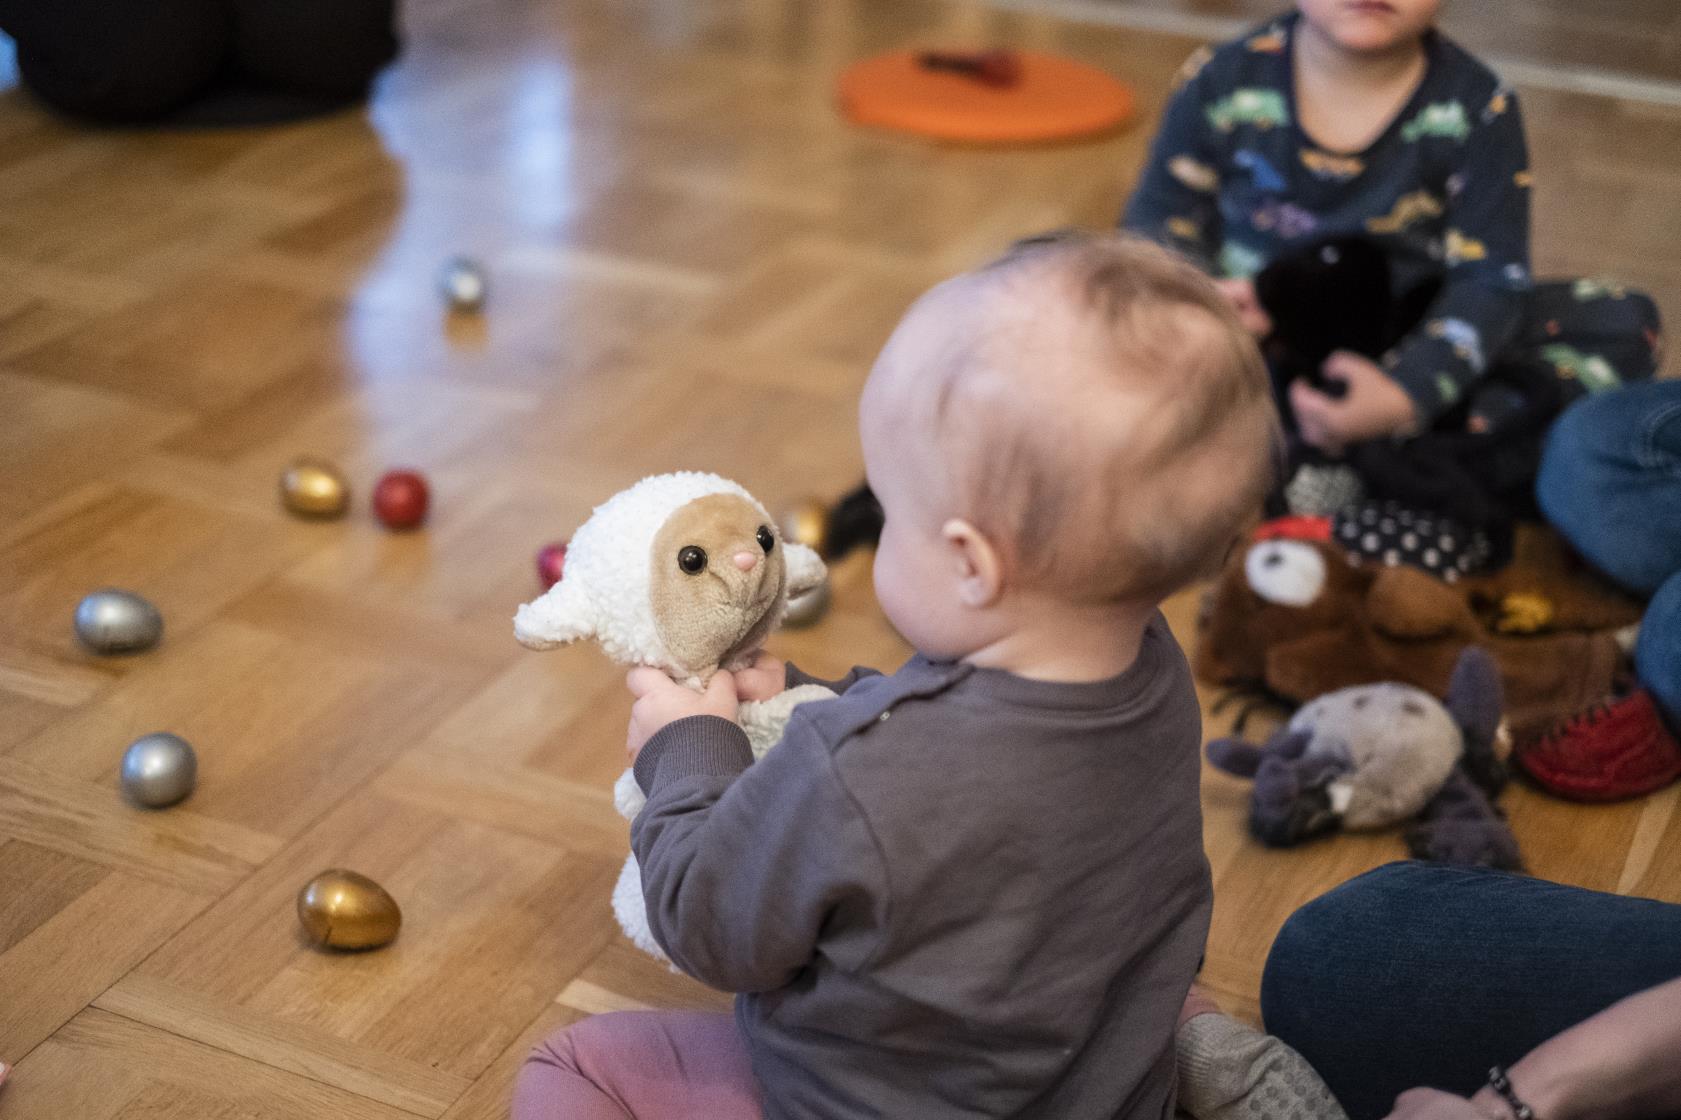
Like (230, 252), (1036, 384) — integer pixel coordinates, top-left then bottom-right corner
(513, 579), (594, 650)
(783, 543), (827, 598)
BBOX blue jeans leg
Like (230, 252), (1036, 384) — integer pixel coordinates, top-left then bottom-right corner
(1536, 379), (1681, 596)
(1261, 861), (1681, 1120)
(1637, 572), (1681, 730)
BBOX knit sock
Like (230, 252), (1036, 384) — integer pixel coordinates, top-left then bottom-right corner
(1517, 690), (1681, 801)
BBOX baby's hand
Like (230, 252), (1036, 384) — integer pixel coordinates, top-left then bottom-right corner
(625, 668), (738, 764)
(1291, 351), (1420, 455)
(733, 651), (787, 703)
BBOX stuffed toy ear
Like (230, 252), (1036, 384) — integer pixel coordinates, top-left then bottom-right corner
(1206, 738), (1266, 778)
(513, 579), (595, 650)
(1446, 646), (1508, 794)
(783, 542), (826, 598)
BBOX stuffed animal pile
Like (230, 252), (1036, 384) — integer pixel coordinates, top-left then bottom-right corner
(1206, 646), (1522, 869)
(1197, 522), (1641, 741)
(515, 471), (835, 961)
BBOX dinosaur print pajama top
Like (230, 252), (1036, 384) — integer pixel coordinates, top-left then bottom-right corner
(1123, 12), (1532, 424)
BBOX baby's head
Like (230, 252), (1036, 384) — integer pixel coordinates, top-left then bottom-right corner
(859, 231), (1279, 659)
(1297, 0), (1440, 56)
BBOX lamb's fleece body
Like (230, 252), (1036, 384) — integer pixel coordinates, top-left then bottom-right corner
(513, 471), (834, 963)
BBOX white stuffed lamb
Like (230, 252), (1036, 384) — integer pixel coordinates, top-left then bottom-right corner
(514, 472), (835, 961)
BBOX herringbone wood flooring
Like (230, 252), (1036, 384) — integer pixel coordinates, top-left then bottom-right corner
(2, 1), (1679, 1116)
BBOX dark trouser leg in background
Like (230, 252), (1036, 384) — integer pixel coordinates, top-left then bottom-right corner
(1262, 861), (1681, 1120)
(0, 0), (229, 122)
(0, 0), (398, 125)
(229, 0), (398, 103)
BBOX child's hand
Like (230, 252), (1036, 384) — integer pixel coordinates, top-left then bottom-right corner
(733, 651), (787, 703)
(625, 668), (738, 764)
(1290, 351), (1421, 455)
(1215, 277), (1273, 338)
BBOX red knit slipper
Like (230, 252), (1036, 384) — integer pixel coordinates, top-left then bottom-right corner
(1518, 690), (1681, 802)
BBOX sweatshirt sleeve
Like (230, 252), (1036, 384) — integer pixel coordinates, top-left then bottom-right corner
(1122, 46), (1225, 274)
(1384, 87), (1532, 422)
(1176, 1013), (1348, 1120)
(785, 662), (882, 694)
(631, 711), (886, 992)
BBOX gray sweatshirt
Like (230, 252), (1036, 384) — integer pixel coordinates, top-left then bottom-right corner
(631, 614), (1212, 1120)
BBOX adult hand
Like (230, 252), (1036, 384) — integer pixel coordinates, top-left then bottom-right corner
(732, 651), (787, 702)
(1216, 277), (1274, 338)
(1290, 350), (1421, 455)
(625, 668), (738, 764)
(1384, 1088), (1507, 1120)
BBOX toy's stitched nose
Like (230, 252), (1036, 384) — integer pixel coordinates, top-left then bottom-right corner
(733, 550), (758, 572)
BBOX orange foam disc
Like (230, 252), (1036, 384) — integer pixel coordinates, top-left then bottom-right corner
(837, 49), (1135, 144)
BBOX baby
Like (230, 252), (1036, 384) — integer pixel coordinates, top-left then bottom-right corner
(514, 233), (1281, 1120)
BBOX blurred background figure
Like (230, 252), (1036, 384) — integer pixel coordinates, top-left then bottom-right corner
(0, 0), (398, 125)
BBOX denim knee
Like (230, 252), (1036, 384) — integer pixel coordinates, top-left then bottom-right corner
(1261, 861), (1420, 1022)
(1537, 385), (1681, 595)
(1637, 573), (1681, 730)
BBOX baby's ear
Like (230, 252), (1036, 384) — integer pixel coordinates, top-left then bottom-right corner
(782, 543), (827, 598)
(513, 579), (594, 649)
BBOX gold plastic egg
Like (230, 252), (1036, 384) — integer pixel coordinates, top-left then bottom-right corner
(778, 499), (829, 556)
(280, 459), (351, 518)
(297, 869), (402, 950)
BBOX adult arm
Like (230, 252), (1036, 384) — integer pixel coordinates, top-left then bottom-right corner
(1385, 976), (1681, 1120)
(1485, 974), (1681, 1120)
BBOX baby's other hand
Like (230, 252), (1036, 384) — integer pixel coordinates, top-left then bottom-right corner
(625, 668), (738, 764)
(733, 651), (787, 703)
(1291, 351), (1420, 455)
(1215, 277), (1273, 338)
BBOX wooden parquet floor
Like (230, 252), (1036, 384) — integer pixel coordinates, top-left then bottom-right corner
(2, 1), (1679, 1116)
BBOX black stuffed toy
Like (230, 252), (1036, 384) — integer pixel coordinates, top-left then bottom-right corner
(1254, 235), (1432, 399)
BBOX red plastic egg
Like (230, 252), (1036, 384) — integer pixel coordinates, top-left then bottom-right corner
(373, 470), (429, 530)
(536, 542), (568, 589)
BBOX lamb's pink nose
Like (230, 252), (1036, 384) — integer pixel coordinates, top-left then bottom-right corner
(733, 551), (759, 572)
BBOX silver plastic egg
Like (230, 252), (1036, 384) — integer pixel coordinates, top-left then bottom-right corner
(440, 257), (488, 312)
(120, 733), (197, 809)
(74, 589), (163, 654)
(783, 575), (832, 629)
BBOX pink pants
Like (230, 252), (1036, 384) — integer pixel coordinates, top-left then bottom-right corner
(512, 1011), (764, 1120)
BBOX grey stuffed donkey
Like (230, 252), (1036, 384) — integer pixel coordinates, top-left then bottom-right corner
(1206, 647), (1521, 870)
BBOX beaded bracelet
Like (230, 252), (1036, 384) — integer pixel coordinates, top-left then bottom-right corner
(1488, 1066), (1537, 1120)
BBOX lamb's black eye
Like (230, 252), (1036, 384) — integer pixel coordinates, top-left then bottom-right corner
(678, 546), (708, 574)
(755, 525), (774, 553)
